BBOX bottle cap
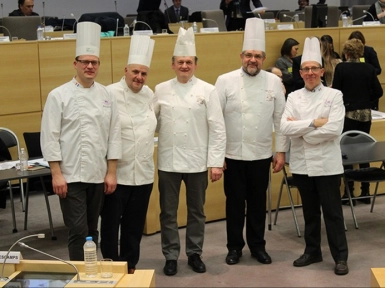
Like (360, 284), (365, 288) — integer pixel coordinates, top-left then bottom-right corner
(86, 236), (92, 241)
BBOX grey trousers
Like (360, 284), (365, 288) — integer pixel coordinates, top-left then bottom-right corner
(158, 170), (208, 260)
(59, 182), (104, 261)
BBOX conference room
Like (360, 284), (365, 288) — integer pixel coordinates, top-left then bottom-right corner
(1, 0), (385, 287)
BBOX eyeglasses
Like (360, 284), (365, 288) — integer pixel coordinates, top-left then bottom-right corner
(176, 60), (194, 66)
(243, 53), (264, 60)
(300, 66), (322, 73)
(76, 59), (100, 67)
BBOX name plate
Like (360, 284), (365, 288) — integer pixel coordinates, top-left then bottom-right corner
(277, 24), (294, 30)
(133, 30), (153, 35)
(0, 36), (10, 42)
(200, 27), (219, 33)
(63, 33), (77, 39)
(0, 251), (21, 263)
(264, 19), (276, 23)
(362, 21), (381, 26)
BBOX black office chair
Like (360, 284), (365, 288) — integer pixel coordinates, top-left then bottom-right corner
(340, 130), (385, 229)
(273, 152), (301, 237)
(189, 11), (202, 22)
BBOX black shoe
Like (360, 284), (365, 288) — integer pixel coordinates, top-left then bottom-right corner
(163, 260), (177, 276)
(188, 253), (206, 273)
(251, 250), (272, 264)
(293, 254), (323, 267)
(334, 261), (349, 275)
(225, 250), (242, 265)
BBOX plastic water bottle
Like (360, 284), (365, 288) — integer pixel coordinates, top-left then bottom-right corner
(123, 24), (130, 36)
(294, 14), (299, 22)
(193, 22), (198, 33)
(84, 236), (98, 277)
(19, 148), (28, 171)
(36, 25), (44, 40)
(342, 15), (348, 27)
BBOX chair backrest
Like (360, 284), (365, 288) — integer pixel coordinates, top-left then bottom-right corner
(326, 6), (339, 27)
(279, 11), (305, 23)
(189, 11), (202, 22)
(340, 130), (376, 145)
(260, 12), (275, 20)
(2, 16), (42, 40)
(352, 5), (370, 25)
(201, 10), (227, 32)
(304, 6), (312, 28)
(0, 127), (20, 160)
(23, 132), (42, 159)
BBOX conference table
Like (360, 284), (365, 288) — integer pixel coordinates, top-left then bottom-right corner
(0, 165), (55, 239)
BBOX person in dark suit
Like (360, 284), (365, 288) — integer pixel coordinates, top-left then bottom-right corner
(164, 0), (189, 23)
(240, 0), (263, 19)
(344, 30), (382, 110)
(333, 38), (383, 205)
(137, 0), (161, 13)
(9, 0), (39, 16)
(220, 0), (246, 31)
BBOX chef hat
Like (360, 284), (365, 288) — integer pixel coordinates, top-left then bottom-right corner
(173, 27), (196, 56)
(301, 37), (322, 66)
(76, 22), (101, 57)
(127, 35), (155, 68)
(242, 18), (265, 52)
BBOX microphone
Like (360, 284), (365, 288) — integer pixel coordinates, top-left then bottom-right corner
(132, 20), (153, 32)
(352, 14), (367, 23)
(42, 1), (46, 27)
(115, 18), (119, 36)
(114, 0), (117, 12)
(18, 242), (80, 281)
(0, 25), (12, 40)
(61, 15), (65, 31)
(70, 13), (78, 31)
(202, 17), (219, 28)
(1, 3), (3, 19)
(0, 234), (45, 281)
(363, 10), (375, 22)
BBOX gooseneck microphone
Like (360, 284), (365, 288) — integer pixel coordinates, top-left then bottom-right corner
(0, 25), (12, 40)
(352, 14), (368, 23)
(1, 3), (4, 19)
(115, 18), (119, 36)
(363, 9), (375, 22)
(70, 13), (78, 31)
(132, 20), (153, 32)
(0, 234), (45, 281)
(42, 1), (46, 27)
(202, 17), (219, 28)
(114, 0), (117, 13)
(18, 242), (80, 281)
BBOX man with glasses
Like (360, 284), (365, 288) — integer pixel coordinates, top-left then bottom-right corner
(281, 37), (349, 275)
(154, 27), (226, 276)
(9, 0), (39, 16)
(215, 18), (288, 266)
(41, 22), (122, 261)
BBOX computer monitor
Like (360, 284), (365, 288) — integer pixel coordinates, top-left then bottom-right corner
(311, 4), (328, 28)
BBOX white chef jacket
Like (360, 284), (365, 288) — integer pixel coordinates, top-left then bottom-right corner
(215, 68), (289, 160)
(108, 77), (156, 185)
(280, 84), (345, 176)
(154, 76), (226, 173)
(41, 78), (122, 183)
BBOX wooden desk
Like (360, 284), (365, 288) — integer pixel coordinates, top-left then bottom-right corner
(371, 268), (385, 287)
(0, 260), (154, 287)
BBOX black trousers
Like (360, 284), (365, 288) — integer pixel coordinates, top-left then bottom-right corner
(343, 117), (372, 191)
(224, 157), (271, 252)
(292, 174), (348, 263)
(59, 182), (104, 261)
(100, 183), (152, 269)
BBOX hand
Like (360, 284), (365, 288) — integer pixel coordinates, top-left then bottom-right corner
(287, 117), (296, 121)
(52, 174), (68, 199)
(272, 152), (285, 173)
(314, 118), (328, 128)
(210, 167), (223, 182)
(104, 172), (117, 194)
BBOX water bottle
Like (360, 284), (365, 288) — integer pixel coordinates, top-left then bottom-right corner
(123, 24), (130, 36)
(342, 15), (348, 27)
(19, 148), (28, 171)
(83, 236), (98, 277)
(294, 14), (299, 22)
(193, 22), (198, 33)
(36, 25), (44, 40)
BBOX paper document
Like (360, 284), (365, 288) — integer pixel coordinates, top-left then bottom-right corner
(371, 110), (385, 120)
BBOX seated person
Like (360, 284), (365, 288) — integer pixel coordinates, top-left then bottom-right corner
(295, 0), (309, 11)
(165, 0), (189, 23)
(9, 0), (39, 16)
(364, 0), (385, 24)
